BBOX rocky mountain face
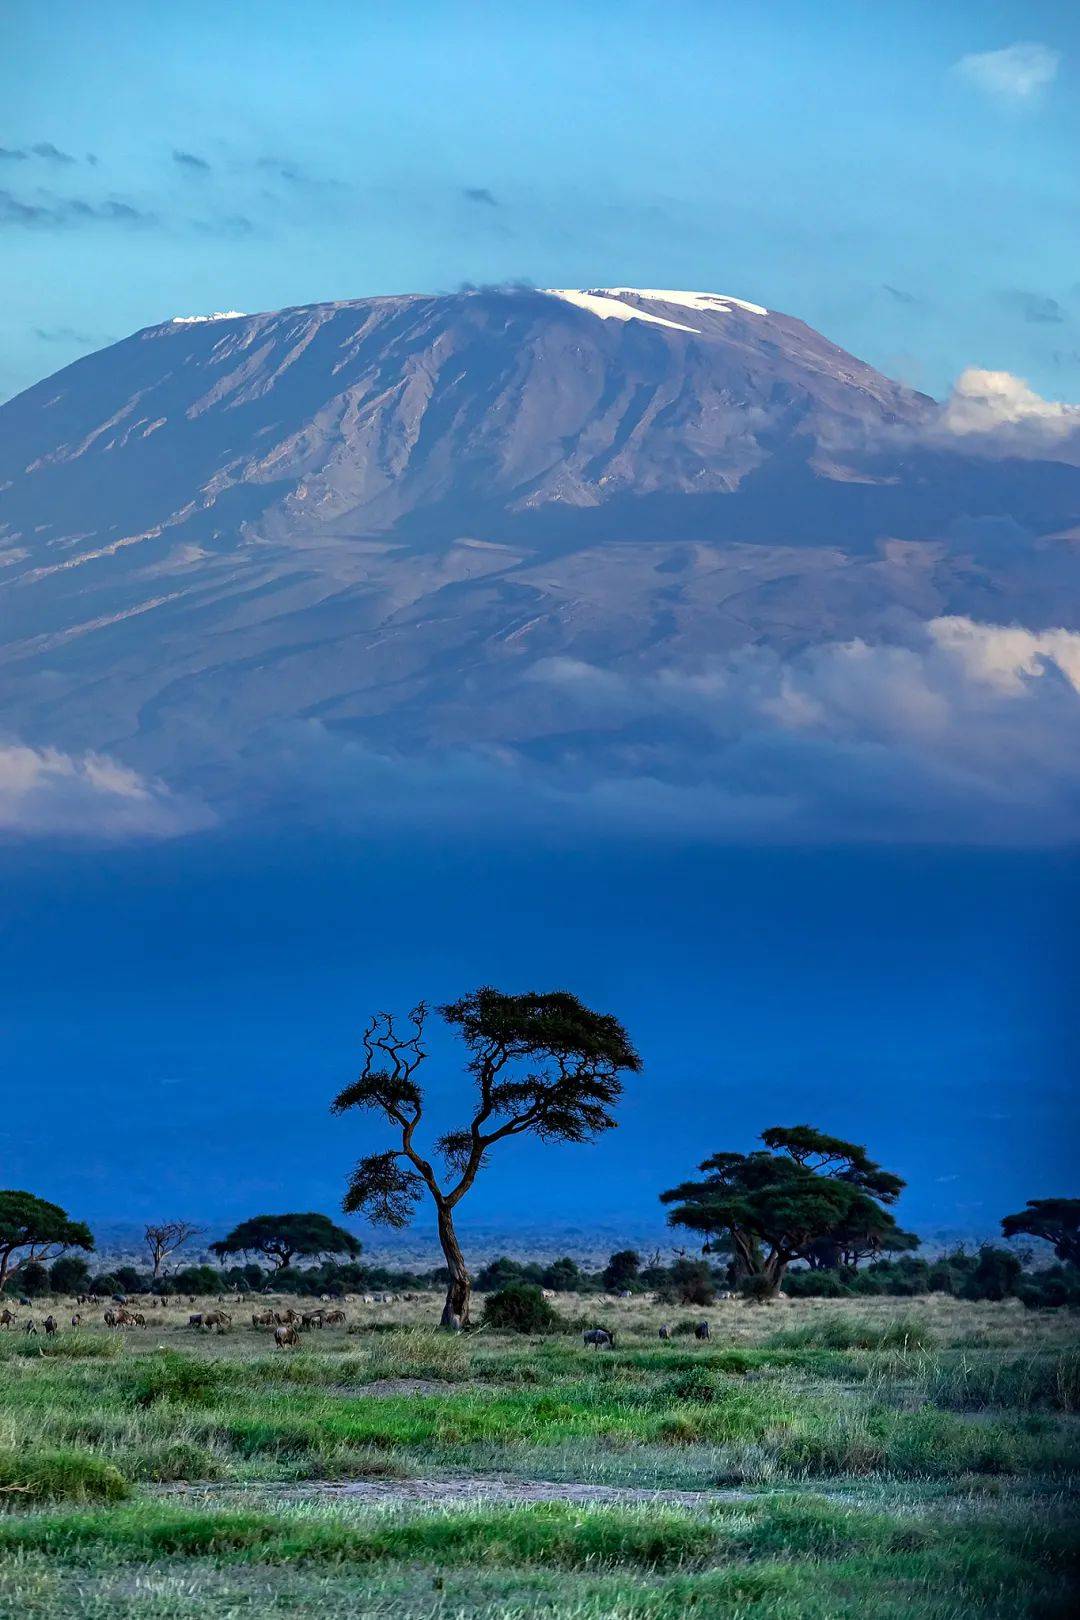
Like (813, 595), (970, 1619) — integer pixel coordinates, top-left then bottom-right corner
(1, 286), (1078, 804)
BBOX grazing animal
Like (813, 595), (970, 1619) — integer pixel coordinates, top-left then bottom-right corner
(273, 1308), (298, 1326)
(202, 1310), (232, 1332)
(44, 1315), (57, 1336)
(695, 1320), (711, 1341)
(71, 1313), (82, 1327)
(323, 1308), (346, 1326)
(582, 1328), (615, 1350)
(716, 1291), (733, 1301)
(103, 1309), (118, 1328)
(23, 1318), (36, 1335)
(188, 1313), (204, 1329)
(18, 1297), (31, 1307)
(0, 1309), (15, 1328)
(274, 1324), (300, 1348)
(252, 1309), (274, 1328)
(658, 1323), (672, 1340)
(301, 1309), (324, 1330)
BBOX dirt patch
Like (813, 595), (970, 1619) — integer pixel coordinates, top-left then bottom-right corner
(334, 1377), (466, 1398)
(160, 1475), (755, 1509)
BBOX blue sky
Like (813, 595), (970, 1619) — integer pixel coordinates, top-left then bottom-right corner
(2, 0), (1079, 402)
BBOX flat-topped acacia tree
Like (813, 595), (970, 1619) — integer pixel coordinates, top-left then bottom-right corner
(0, 1191), (93, 1294)
(332, 988), (641, 1327)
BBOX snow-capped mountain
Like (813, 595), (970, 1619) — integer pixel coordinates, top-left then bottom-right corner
(1, 285), (1078, 821)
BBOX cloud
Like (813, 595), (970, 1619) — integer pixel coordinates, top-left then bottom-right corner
(1000, 288), (1066, 325)
(955, 42), (1061, 103)
(932, 367), (1080, 455)
(0, 189), (157, 229)
(0, 142), (81, 164)
(31, 141), (77, 164)
(173, 148), (211, 173)
(33, 325), (101, 346)
(462, 186), (499, 206)
(233, 617), (1080, 848)
(0, 742), (213, 840)
(882, 284), (919, 305)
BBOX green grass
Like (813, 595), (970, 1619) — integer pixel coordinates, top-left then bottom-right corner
(0, 1494), (1075, 1619)
(0, 1446), (129, 1503)
(1, 1300), (1077, 1616)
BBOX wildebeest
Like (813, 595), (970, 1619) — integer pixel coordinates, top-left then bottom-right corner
(582, 1328), (616, 1350)
(201, 1310), (232, 1332)
(23, 1318), (36, 1335)
(273, 1308), (298, 1327)
(0, 1308), (15, 1328)
(188, 1313), (204, 1329)
(323, 1308), (346, 1326)
(274, 1323), (300, 1348)
(71, 1313), (82, 1327)
(44, 1315), (58, 1336)
(251, 1309), (274, 1328)
(658, 1323), (672, 1340)
(695, 1320), (711, 1341)
(103, 1309), (118, 1328)
(300, 1309), (324, 1330)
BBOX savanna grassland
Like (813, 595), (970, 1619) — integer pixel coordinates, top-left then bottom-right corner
(0, 1292), (1077, 1618)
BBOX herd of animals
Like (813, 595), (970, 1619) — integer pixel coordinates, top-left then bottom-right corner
(0, 1298), (717, 1349)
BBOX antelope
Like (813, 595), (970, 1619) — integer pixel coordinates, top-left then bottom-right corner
(658, 1323), (672, 1340)
(582, 1328), (615, 1350)
(695, 1321), (710, 1341)
(274, 1323), (300, 1348)
(44, 1315), (58, 1336)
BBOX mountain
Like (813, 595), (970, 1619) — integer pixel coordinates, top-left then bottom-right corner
(2, 286), (1079, 810)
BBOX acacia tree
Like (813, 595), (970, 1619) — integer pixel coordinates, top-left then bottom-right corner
(332, 988), (641, 1327)
(1001, 1198), (1080, 1267)
(210, 1213), (361, 1271)
(0, 1191), (94, 1294)
(660, 1126), (907, 1297)
(144, 1220), (203, 1279)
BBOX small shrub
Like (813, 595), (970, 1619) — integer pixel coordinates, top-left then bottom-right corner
(0, 1447), (130, 1504)
(131, 1353), (234, 1406)
(482, 1284), (560, 1334)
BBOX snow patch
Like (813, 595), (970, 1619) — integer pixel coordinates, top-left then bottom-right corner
(543, 290), (700, 333)
(543, 288), (768, 331)
(603, 288), (768, 317)
(171, 311), (247, 324)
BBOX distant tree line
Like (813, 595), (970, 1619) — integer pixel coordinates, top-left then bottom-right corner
(2, 983), (1077, 1317)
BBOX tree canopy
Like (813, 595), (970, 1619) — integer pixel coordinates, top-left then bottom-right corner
(210, 1213), (361, 1270)
(0, 1190), (94, 1292)
(1001, 1198), (1080, 1267)
(660, 1126), (910, 1296)
(333, 987), (640, 1325)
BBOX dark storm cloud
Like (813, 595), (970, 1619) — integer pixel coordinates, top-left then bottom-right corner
(0, 189), (157, 228)
(462, 186), (499, 206)
(1000, 288), (1067, 325)
(173, 148), (211, 172)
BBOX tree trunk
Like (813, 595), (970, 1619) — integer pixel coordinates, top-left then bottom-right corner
(437, 1205), (471, 1328)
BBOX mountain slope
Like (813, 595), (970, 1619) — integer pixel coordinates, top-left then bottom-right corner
(1, 287), (1078, 803)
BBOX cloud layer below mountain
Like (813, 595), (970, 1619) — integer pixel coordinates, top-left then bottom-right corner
(0, 742), (213, 839)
